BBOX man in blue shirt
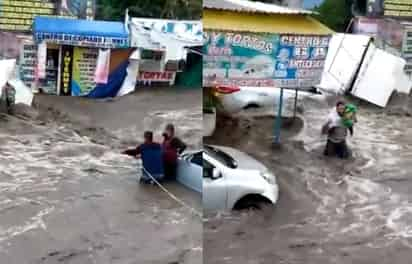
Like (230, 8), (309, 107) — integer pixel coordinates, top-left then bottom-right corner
(122, 131), (164, 184)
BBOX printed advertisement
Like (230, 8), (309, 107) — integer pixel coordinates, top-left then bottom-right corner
(71, 47), (98, 96)
(0, 0), (56, 32)
(20, 42), (36, 88)
(203, 31), (330, 88)
(384, 0), (412, 17)
(60, 46), (74, 96)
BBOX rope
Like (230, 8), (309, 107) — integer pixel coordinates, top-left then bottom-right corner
(141, 166), (202, 219)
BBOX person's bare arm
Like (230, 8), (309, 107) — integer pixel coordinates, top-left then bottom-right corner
(122, 146), (141, 158)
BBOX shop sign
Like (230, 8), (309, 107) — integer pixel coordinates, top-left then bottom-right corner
(60, 46), (74, 96)
(138, 71), (176, 82)
(384, 0), (412, 18)
(34, 32), (129, 49)
(0, 0), (56, 32)
(203, 31), (330, 88)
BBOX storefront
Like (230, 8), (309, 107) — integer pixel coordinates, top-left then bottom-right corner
(32, 16), (129, 96)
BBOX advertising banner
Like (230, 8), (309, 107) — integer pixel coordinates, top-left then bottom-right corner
(60, 46), (74, 96)
(71, 47), (97, 96)
(203, 31), (330, 88)
(20, 42), (37, 87)
(0, 0), (56, 32)
(384, 0), (412, 18)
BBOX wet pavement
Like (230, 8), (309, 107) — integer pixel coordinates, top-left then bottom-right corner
(204, 94), (412, 264)
(0, 88), (202, 264)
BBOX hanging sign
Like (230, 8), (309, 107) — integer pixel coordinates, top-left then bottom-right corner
(60, 46), (74, 96)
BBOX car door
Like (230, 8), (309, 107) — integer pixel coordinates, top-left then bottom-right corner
(177, 152), (202, 193)
(202, 154), (228, 211)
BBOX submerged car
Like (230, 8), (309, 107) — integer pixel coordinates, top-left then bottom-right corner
(203, 145), (279, 210)
(177, 145), (279, 210)
(212, 85), (322, 117)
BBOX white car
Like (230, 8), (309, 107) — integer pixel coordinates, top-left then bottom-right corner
(203, 145), (279, 211)
(214, 85), (323, 117)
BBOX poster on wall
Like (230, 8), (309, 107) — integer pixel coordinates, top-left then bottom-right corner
(203, 31), (330, 88)
(384, 0), (412, 18)
(71, 47), (98, 96)
(0, 0), (56, 32)
(60, 46), (74, 96)
(58, 0), (95, 19)
(20, 42), (37, 88)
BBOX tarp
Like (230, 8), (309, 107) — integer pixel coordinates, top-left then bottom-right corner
(7, 79), (34, 106)
(87, 61), (129, 98)
(33, 17), (129, 48)
(0, 59), (16, 97)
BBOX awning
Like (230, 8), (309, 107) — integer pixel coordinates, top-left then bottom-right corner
(33, 17), (129, 49)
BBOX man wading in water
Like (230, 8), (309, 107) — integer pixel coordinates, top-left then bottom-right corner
(162, 124), (186, 180)
(322, 101), (355, 159)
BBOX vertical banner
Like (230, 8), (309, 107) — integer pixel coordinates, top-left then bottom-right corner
(36, 42), (47, 79)
(94, 49), (110, 84)
(71, 47), (98, 96)
(60, 46), (74, 96)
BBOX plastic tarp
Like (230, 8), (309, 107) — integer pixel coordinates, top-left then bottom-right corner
(130, 18), (202, 61)
(0, 59), (16, 97)
(117, 50), (140, 97)
(87, 61), (129, 98)
(7, 79), (34, 106)
(33, 17), (128, 39)
(318, 33), (371, 94)
(351, 44), (399, 107)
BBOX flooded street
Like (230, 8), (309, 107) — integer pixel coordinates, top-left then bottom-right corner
(204, 94), (412, 264)
(0, 89), (202, 264)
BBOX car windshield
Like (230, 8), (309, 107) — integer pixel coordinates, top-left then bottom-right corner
(204, 145), (238, 169)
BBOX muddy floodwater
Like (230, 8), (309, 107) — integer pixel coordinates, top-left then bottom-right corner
(204, 94), (412, 264)
(0, 89), (202, 264)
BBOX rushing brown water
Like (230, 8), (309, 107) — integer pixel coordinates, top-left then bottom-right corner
(204, 94), (412, 264)
(0, 89), (202, 264)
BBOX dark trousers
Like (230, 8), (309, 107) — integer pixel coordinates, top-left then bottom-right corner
(164, 161), (177, 181)
(324, 139), (350, 159)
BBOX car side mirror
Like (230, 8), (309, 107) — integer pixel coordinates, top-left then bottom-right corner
(212, 169), (222, 179)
